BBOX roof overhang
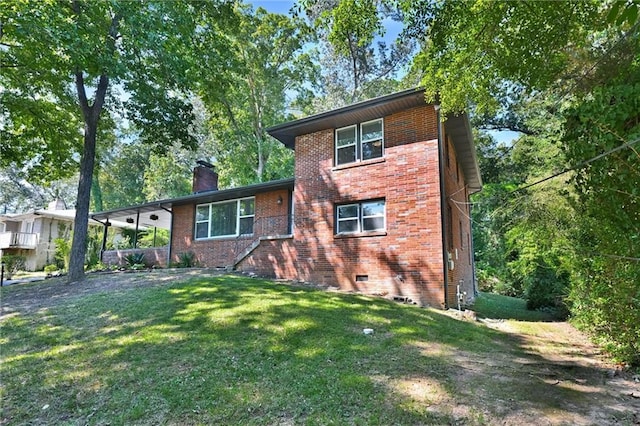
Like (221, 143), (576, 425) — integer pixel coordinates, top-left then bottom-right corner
(268, 87), (482, 194)
(444, 113), (483, 194)
(91, 178), (295, 230)
(0, 209), (143, 230)
(267, 88), (428, 149)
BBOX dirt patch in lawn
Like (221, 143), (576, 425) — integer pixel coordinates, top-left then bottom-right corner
(0, 269), (223, 317)
(448, 314), (640, 425)
(2, 270), (639, 425)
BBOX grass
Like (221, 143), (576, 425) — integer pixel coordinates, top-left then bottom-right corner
(0, 274), (620, 425)
(471, 292), (561, 322)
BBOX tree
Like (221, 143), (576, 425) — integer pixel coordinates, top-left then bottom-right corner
(301, 0), (415, 110)
(561, 63), (640, 364)
(0, 168), (78, 214)
(402, 0), (602, 115)
(195, 5), (313, 186)
(97, 141), (151, 210)
(1, 1), (230, 281)
(393, 0), (639, 363)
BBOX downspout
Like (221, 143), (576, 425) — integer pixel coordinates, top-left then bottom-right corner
(287, 189), (293, 235)
(435, 104), (449, 309)
(469, 212), (478, 296)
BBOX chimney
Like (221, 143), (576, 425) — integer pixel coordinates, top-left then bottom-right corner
(47, 199), (67, 211)
(192, 160), (218, 193)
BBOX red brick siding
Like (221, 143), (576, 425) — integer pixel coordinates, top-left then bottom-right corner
(170, 190), (291, 267)
(179, 102), (477, 309)
(239, 104), (452, 307)
(442, 132), (476, 307)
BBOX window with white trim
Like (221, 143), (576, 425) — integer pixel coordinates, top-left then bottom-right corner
(335, 119), (384, 166)
(195, 197), (255, 239)
(336, 200), (385, 234)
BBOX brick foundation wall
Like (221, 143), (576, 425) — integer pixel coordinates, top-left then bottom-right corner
(102, 247), (169, 268)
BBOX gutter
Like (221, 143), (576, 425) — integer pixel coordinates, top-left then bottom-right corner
(436, 104), (449, 309)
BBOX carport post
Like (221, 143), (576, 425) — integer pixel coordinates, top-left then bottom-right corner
(100, 220), (111, 261)
(133, 210), (140, 249)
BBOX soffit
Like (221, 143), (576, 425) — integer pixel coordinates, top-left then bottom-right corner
(444, 113), (483, 194)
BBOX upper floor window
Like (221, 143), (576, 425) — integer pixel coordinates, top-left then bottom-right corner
(335, 119), (384, 166)
(336, 199), (385, 234)
(195, 197), (255, 239)
(22, 221), (33, 234)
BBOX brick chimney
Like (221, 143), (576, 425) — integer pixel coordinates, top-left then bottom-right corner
(192, 160), (218, 193)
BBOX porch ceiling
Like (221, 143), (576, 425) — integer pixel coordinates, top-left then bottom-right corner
(91, 204), (173, 230)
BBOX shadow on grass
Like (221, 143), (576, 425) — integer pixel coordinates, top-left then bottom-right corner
(1, 275), (633, 425)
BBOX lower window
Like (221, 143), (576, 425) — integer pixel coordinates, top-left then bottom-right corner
(195, 197), (255, 239)
(336, 200), (385, 234)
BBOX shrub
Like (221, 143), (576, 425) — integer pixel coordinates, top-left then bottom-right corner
(519, 256), (570, 315)
(54, 237), (72, 272)
(124, 253), (146, 270)
(177, 252), (198, 268)
(44, 264), (58, 275)
(88, 261), (109, 272)
(137, 228), (169, 248)
(1, 255), (26, 280)
(85, 230), (102, 269)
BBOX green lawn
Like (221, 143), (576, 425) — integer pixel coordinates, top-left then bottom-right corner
(471, 292), (561, 321)
(0, 274), (618, 425)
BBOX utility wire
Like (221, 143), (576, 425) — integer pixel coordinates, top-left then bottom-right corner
(510, 136), (640, 194)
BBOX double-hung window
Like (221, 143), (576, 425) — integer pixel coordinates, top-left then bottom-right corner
(336, 200), (385, 235)
(195, 197), (255, 239)
(335, 119), (383, 166)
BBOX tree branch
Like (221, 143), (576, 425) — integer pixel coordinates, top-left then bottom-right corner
(91, 73), (109, 123)
(75, 71), (90, 121)
(480, 122), (535, 136)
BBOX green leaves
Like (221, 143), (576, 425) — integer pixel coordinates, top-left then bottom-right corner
(607, 0), (640, 27)
(405, 0), (602, 115)
(196, 5), (308, 185)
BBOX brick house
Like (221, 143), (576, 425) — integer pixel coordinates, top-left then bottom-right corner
(93, 88), (482, 308)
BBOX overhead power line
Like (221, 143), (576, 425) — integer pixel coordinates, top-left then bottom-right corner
(510, 137), (640, 194)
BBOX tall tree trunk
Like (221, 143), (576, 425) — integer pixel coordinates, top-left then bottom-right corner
(67, 5), (119, 282)
(68, 120), (98, 282)
(67, 72), (110, 282)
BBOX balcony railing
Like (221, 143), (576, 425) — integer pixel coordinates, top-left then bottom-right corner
(0, 232), (38, 249)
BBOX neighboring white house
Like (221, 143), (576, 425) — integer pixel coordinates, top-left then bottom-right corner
(0, 200), (134, 271)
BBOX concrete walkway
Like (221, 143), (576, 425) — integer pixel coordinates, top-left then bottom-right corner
(1, 276), (47, 287)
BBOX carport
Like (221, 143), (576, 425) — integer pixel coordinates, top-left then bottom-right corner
(91, 201), (173, 266)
